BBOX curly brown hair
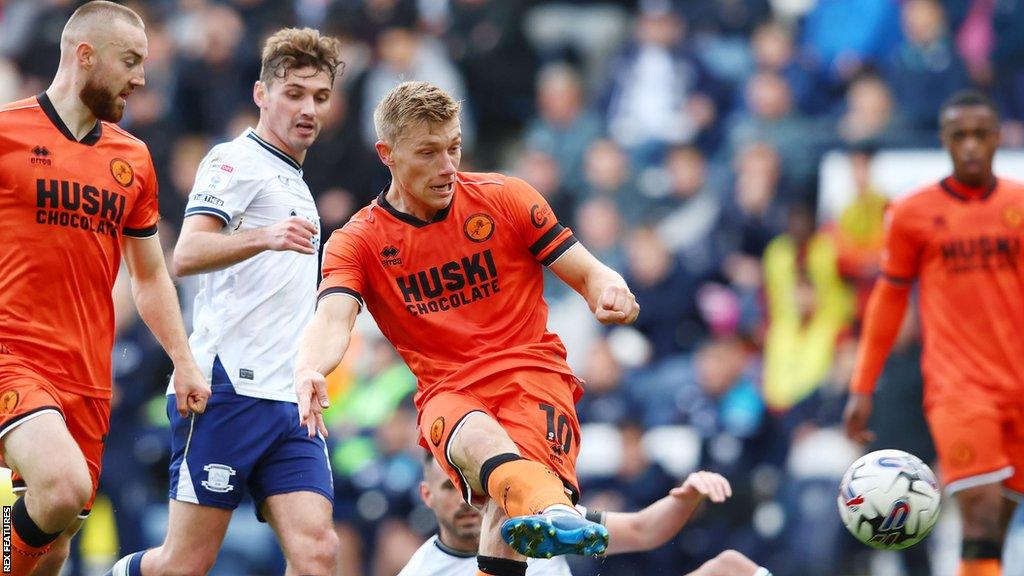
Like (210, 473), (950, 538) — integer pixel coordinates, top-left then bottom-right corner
(259, 28), (344, 86)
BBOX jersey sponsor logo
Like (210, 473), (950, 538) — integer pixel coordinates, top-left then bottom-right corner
(239, 368), (254, 380)
(381, 245), (402, 266)
(110, 158), (134, 187)
(30, 145), (52, 166)
(190, 192), (225, 206)
(201, 463), (236, 493)
(396, 249), (501, 316)
(463, 213), (494, 242)
(430, 417), (445, 446)
(530, 204), (550, 229)
(0, 391), (19, 415)
(939, 234), (1022, 273)
(35, 179), (126, 237)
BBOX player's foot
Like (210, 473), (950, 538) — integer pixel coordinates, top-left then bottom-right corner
(500, 511), (609, 558)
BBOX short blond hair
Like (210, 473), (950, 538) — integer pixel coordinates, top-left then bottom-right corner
(374, 81), (461, 144)
(260, 28), (344, 86)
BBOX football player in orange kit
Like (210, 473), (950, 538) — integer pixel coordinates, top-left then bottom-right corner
(0, 2), (210, 574)
(294, 81), (640, 576)
(845, 90), (1023, 576)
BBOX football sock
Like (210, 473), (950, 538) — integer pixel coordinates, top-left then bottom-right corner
(753, 568), (773, 576)
(481, 454), (573, 517)
(107, 551), (146, 576)
(477, 555), (527, 576)
(957, 560), (1001, 576)
(10, 497), (62, 575)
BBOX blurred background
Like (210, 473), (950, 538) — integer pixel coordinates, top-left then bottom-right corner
(3, 0), (1024, 574)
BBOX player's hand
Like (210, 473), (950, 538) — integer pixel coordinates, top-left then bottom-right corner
(172, 363), (211, 417)
(843, 392), (876, 444)
(595, 285), (640, 325)
(264, 217), (318, 254)
(670, 471), (732, 504)
(295, 368), (330, 438)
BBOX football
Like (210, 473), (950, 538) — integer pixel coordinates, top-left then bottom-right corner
(837, 449), (942, 550)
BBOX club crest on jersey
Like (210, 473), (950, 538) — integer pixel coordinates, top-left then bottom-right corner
(0, 391), (19, 414)
(464, 213), (495, 242)
(430, 417), (445, 446)
(1002, 206), (1023, 228)
(110, 158), (134, 187)
(201, 463), (236, 493)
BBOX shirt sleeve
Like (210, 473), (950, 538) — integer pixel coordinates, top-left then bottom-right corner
(880, 199), (923, 282)
(499, 176), (577, 266)
(183, 146), (260, 226)
(122, 150), (160, 238)
(318, 228), (367, 309)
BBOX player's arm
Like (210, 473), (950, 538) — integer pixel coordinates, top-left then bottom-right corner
(293, 294), (359, 438)
(843, 201), (921, 443)
(123, 235), (211, 416)
(549, 243), (640, 325)
(602, 471), (732, 555)
(172, 213), (317, 276)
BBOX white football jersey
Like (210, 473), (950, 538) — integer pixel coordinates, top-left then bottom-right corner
(170, 128), (319, 402)
(397, 536), (573, 576)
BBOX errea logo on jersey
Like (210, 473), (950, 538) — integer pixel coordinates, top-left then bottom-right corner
(381, 245), (402, 266)
(31, 145), (52, 166)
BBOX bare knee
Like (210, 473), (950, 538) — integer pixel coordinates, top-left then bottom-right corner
(956, 486), (1005, 540)
(285, 525), (339, 575)
(699, 550), (756, 576)
(30, 469), (92, 529)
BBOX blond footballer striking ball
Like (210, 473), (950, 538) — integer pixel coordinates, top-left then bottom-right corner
(837, 449), (941, 550)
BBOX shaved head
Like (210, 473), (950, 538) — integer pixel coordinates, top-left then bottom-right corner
(61, 1), (145, 55)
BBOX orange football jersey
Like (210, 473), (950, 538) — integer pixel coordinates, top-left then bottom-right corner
(319, 172), (578, 410)
(883, 176), (1024, 404)
(0, 94), (160, 398)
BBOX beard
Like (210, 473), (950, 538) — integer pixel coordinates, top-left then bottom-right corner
(79, 76), (125, 122)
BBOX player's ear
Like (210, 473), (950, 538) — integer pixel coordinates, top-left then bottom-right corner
(253, 80), (266, 108)
(419, 481), (431, 505)
(375, 140), (394, 167)
(76, 42), (96, 69)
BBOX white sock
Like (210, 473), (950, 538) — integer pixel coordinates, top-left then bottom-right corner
(753, 568), (772, 576)
(543, 503), (581, 517)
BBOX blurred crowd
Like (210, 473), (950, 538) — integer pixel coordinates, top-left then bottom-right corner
(5, 0), (1024, 574)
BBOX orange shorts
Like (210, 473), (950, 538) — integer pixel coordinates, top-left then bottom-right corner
(925, 398), (1024, 498)
(418, 368), (583, 505)
(0, 361), (109, 516)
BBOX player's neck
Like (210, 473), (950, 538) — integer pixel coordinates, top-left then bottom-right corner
(384, 185), (443, 222)
(436, 532), (479, 556)
(253, 123), (305, 165)
(947, 174), (995, 197)
(44, 83), (98, 141)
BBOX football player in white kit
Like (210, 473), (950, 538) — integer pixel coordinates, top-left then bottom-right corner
(400, 454), (772, 576)
(108, 28), (343, 576)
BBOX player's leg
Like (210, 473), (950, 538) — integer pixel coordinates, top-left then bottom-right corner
(109, 380), (257, 575)
(0, 367), (93, 576)
(261, 492), (338, 576)
(487, 372), (607, 559)
(475, 499), (527, 576)
(250, 398), (337, 576)
(107, 500), (233, 576)
(30, 517), (83, 576)
(928, 400), (1012, 576)
(684, 550), (772, 576)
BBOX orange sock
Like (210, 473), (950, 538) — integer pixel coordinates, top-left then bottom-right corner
(8, 530), (51, 576)
(958, 559), (1001, 576)
(483, 457), (573, 517)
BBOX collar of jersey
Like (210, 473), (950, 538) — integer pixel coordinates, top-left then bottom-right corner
(377, 188), (453, 227)
(940, 176), (997, 202)
(245, 129), (302, 173)
(432, 536), (476, 558)
(36, 92), (102, 146)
